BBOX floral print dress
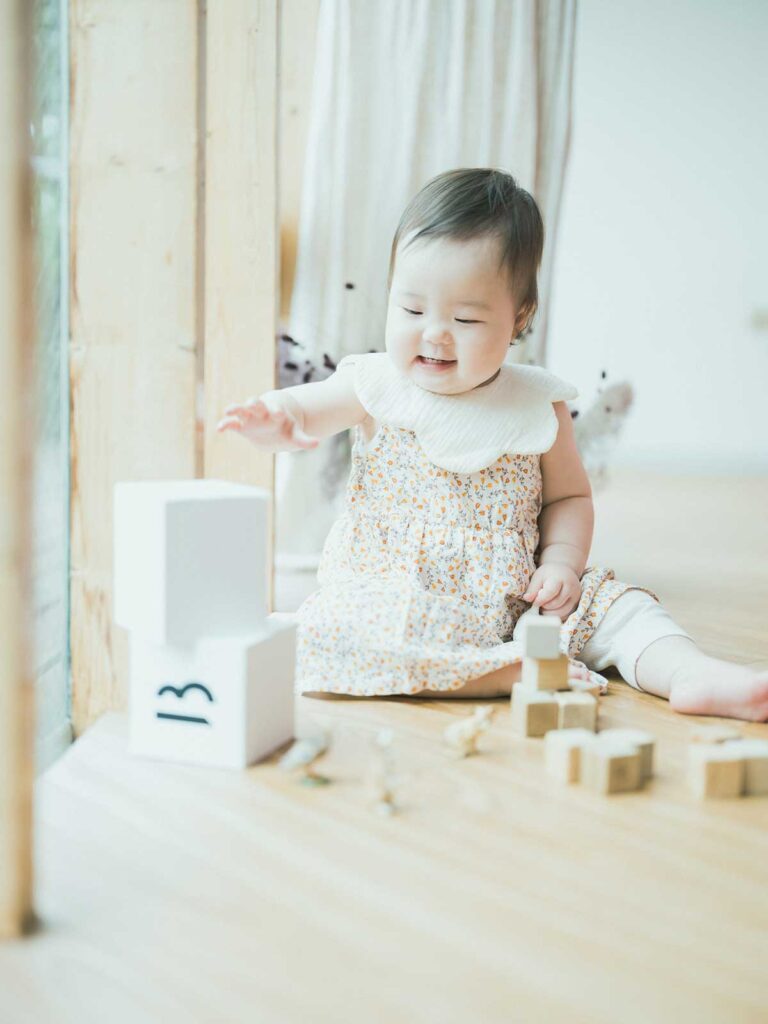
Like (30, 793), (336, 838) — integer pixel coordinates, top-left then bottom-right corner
(294, 353), (658, 696)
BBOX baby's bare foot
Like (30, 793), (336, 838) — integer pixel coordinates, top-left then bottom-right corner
(668, 655), (768, 722)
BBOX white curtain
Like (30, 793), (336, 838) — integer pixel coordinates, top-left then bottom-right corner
(275, 0), (577, 589)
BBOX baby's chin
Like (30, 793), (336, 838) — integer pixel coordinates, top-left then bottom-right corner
(410, 365), (468, 394)
(410, 361), (498, 395)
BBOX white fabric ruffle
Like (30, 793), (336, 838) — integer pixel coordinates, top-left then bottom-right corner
(336, 352), (578, 473)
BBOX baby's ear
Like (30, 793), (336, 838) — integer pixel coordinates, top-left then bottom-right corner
(514, 301), (536, 338)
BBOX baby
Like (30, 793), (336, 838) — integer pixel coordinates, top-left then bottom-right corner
(217, 167), (768, 722)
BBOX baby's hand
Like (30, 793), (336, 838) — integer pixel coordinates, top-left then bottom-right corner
(522, 564), (582, 621)
(215, 397), (319, 451)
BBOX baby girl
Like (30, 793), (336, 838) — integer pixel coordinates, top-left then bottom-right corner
(217, 167), (768, 722)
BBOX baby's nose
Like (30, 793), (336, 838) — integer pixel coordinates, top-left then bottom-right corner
(422, 325), (452, 343)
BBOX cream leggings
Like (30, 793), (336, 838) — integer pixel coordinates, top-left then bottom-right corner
(575, 589), (694, 691)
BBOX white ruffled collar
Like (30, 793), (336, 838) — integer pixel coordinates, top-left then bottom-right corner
(337, 352), (578, 473)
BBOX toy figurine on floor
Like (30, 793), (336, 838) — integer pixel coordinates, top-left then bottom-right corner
(442, 705), (496, 758)
(369, 728), (399, 816)
(279, 731), (331, 786)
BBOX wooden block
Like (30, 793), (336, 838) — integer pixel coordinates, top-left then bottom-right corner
(129, 616), (296, 770)
(688, 744), (745, 799)
(690, 724), (742, 744)
(521, 654), (570, 692)
(114, 480), (270, 646)
(597, 727), (655, 780)
(582, 740), (642, 794)
(722, 739), (768, 795)
(555, 692), (597, 731)
(520, 616), (561, 659)
(510, 684), (559, 738)
(544, 728), (595, 783)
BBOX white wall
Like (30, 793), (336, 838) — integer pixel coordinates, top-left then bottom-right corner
(548, 0), (768, 472)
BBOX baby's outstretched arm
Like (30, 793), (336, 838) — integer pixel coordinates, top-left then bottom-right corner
(216, 363), (368, 452)
(523, 401), (594, 617)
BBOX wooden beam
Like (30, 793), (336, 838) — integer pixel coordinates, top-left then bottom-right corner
(203, 0), (280, 607)
(0, 0), (35, 939)
(278, 0), (320, 321)
(69, 1), (200, 733)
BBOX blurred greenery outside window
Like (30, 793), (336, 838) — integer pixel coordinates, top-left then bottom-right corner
(31, 0), (71, 773)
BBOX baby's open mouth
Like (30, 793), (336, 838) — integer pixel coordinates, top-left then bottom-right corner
(417, 356), (456, 366)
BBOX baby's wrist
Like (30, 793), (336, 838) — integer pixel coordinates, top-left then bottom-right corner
(537, 543), (585, 578)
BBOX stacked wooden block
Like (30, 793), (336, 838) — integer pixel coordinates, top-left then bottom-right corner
(113, 480), (296, 769)
(512, 613), (656, 794)
(511, 614), (599, 737)
(688, 726), (768, 798)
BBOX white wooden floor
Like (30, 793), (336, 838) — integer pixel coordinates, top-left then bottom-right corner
(1, 471), (767, 1023)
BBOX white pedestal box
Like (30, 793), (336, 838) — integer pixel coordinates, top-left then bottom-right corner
(114, 479), (269, 646)
(128, 616), (296, 770)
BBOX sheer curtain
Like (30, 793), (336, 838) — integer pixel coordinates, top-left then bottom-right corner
(275, 0), (576, 597)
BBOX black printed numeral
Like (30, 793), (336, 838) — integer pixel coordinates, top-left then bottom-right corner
(156, 681), (214, 726)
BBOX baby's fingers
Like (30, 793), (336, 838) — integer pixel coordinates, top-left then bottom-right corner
(534, 579), (562, 607)
(216, 415), (244, 433)
(567, 660), (590, 682)
(542, 587), (579, 615)
(291, 427), (320, 450)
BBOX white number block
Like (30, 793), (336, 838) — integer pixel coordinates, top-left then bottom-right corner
(114, 479), (269, 646)
(129, 616), (296, 769)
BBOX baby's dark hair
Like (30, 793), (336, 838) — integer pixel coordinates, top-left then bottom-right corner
(387, 168), (544, 339)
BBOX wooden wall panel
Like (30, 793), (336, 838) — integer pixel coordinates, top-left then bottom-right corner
(203, 0), (280, 606)
(0, 0), (35, 938)
(278, 0), (321, 320)
(69, 1), (199, 734)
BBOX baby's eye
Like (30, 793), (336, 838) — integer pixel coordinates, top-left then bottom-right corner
(402, 307), (422, 316)
(455, 319), (481, 325)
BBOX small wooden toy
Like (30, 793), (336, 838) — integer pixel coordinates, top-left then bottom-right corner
(597, 727), (655, 781)
(721, 738), (768, 796)
(688, 743), (745, 799)
(521, 655), (570, 692)
(581, 738), (642, 794)
(369, 728), (398, 816)
(511, 683), (559, 738)
(690, 723), (743, 744)
(520, 615), (562, 658)
(279, 731), (331, 786)
(555, 692), (597, 731)
(544, 728), (595, 783)
(518, 614), (569, 691)
(442, 706), (495, 758)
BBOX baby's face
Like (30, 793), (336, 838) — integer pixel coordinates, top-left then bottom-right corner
(385, 233), (520, 394)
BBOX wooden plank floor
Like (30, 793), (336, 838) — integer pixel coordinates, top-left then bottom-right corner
(1, 471), (767, 1023)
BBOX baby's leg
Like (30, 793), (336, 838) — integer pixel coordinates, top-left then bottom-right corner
(423, 661), (522, 699)
(416, 644), (594, 700)
(579, 590), (768, 722)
